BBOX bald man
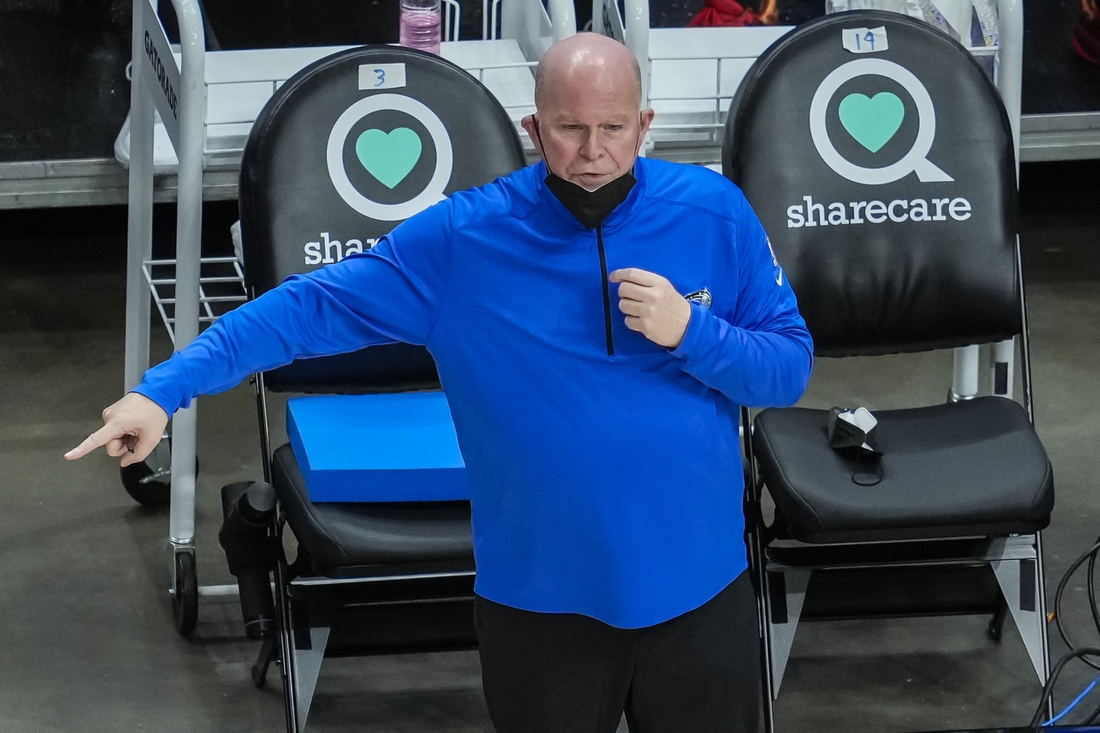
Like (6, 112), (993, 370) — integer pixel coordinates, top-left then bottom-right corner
(69, 33), (812, 733)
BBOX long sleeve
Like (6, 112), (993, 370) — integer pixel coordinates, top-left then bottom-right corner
(134, 200), (454, 415)
(671, 192), (813, 407)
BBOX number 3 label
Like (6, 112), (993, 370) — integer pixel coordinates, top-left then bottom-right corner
(842, 26), (889, 54)
(358, 63), (408, 91)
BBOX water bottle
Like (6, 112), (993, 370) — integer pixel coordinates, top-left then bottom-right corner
(400, 0), (442, 55)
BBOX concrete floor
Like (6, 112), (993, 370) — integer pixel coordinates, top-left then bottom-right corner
(1, 161), (1099, 733)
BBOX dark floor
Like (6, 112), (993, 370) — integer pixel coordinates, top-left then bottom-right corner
(1, 160), (1099, 732)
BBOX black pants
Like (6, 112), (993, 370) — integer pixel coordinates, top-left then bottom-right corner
(475, 572), (761, 733)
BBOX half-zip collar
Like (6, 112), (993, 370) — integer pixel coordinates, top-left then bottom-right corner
(534, 160), (650, 357)
(535, 159), (648, 234)
(595, 223), (615, 355)
(545, 171), (636, 230)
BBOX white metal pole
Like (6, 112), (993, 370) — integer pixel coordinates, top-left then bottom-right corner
(124, 0), (155, 393)
(998, 0), (1024, 166)
(991, 0), (1024, 400)
(951, 344), (980, 400)
(167, 0), (206, 548)
(621, 0), (651, 154)
(625, 0), (650, 110)
(546, 0), (576, 42)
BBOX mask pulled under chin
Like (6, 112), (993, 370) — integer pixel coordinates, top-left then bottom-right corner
(544, 172), (637, 230)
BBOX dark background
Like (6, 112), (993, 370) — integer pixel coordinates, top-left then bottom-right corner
(0, 0), (1096, 162)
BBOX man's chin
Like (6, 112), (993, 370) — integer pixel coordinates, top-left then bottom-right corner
(570, 174), (615, 191)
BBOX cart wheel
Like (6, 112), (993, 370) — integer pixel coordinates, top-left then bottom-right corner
(120, 438), (199, 508)
(172, 552), (199, 636)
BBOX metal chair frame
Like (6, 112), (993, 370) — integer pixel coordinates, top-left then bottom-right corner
(740, 237), (1051, 733)
(251, 371), (477, 733)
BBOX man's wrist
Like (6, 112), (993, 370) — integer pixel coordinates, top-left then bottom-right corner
(669, 297), (692, 349)
(669, 300), (700, 354)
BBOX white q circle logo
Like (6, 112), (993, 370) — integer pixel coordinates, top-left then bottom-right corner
(326, 94), (454, 221)
(809, 58), (953, 185)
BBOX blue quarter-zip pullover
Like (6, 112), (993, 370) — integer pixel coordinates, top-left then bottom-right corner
(136, 157), (813, 628)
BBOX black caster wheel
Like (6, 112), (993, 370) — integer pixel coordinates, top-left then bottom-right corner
(120, 437), (199, 508)
(121, 437), (172, 507)
(172, 551), (199, 636)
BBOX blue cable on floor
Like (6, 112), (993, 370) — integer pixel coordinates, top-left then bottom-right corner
(1044, 673), (1100, 726)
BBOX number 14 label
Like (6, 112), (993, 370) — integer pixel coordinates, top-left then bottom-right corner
(359, 63), (407, 91)
(842, 26), (889, 54)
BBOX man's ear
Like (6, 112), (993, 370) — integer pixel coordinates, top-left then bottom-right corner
(636, 109), (656, 154)
(521, 115), (545, 159)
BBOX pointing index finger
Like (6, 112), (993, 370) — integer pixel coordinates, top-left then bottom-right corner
(64, 422), (124, 461)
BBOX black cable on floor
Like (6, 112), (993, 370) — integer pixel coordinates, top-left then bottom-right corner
(1029, 647), (1100, 727)
(1033, 535), (1100, 725)
(1088, 549), (1100, 643)
(1052, 536), (1100, 670)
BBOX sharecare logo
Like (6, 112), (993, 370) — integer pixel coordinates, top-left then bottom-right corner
(788, 46), (975, 230)
(304, 232), (379, 265)
(810, 58), (951, 185)
(786, 195), (971, 228)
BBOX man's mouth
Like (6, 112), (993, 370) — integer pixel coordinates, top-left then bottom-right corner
(575, 172), (613, 188)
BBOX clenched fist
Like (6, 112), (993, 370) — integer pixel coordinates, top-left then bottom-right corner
(608, 268), (691, 349)
(65, 392), (169, 467)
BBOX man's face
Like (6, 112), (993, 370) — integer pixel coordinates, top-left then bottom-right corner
(522, 70), (655, 191)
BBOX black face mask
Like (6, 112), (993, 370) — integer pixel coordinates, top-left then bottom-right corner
(533, 119), (639, 230)
(543, 172), (637, 230)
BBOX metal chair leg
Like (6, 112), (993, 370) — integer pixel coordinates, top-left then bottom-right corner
(274, 553), (300, 733)
(766, 569), (810, 699)
(991, 537), (1049, 685)
(987, 598), (1008, 642)
(252, 636), (278, 688)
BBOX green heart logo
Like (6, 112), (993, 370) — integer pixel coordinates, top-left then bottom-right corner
(355, 127), (422, 189)
(838, 92), (905, 154)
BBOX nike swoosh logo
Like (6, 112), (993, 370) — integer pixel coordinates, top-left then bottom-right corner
(775, 270), (783, 287)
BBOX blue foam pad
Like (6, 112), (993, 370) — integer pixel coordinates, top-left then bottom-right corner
(286, 392), (468, 503)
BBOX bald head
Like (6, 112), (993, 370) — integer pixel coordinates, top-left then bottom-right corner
(534, 33), (642, 112)
(521, 33), (654, 190)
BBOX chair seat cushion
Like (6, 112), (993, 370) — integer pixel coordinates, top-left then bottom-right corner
(752, 397), (1054, 543)
(272, 443), (474, 577)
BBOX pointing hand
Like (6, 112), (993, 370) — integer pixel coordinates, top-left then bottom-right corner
(65, 392), (169, 467)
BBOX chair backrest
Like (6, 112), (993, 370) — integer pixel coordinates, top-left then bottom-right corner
(723, 12), (1020, 358)
(239, 46), (526, 392)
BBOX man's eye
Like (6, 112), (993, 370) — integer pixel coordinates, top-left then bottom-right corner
(605, 125), (624, 132)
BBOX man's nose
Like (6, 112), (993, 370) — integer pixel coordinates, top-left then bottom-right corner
(578, 130), (602, 160)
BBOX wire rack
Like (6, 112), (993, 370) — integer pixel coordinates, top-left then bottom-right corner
(143, 255), (247, 345)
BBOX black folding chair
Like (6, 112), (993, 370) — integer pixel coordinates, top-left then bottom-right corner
(235, 45), (525, 731)
(723, 12), (1054, 731)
